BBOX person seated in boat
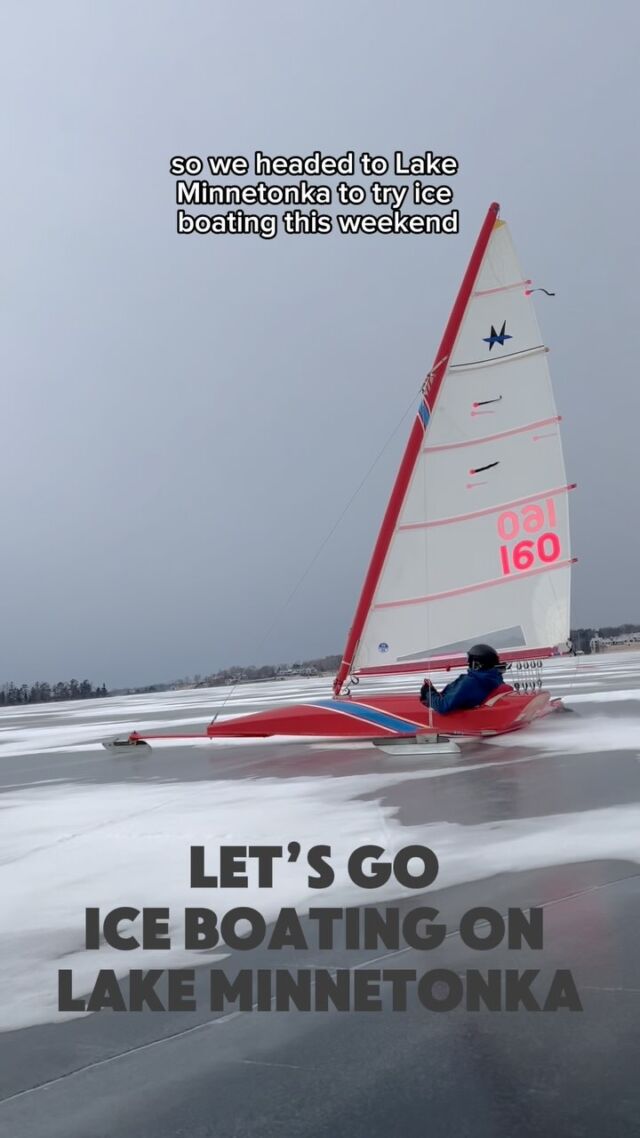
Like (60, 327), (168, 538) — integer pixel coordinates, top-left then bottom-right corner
(419, 644), (508, 715)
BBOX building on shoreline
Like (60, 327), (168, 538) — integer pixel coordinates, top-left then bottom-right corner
(590, 634), (640, 654)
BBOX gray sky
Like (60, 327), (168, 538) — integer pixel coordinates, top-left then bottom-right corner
(2, 1), (639, 687)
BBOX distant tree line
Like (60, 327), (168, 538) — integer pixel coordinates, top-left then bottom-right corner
(189, 654), (343, 688)
(146, 655), (343, 693)
(0, 680), (109, 706)
(10, 627), (638, 706)
(125, 629), (640, 694)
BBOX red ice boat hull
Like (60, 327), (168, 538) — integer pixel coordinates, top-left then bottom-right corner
(205, 687), (554, 741)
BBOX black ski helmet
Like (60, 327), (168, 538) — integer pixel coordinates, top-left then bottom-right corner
(467, 643), (500, 671)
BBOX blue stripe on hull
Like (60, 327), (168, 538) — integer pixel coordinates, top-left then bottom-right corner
(314, 699), (419, 735)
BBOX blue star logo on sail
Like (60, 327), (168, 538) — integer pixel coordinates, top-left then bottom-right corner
(378, 642), (389, 653)
(483, 321), (512, 350)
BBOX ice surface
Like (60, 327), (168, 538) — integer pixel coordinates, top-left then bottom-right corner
(565, 688), (640, 703)
(2, 772), (640, 1032)
(2, 649), (640, 1032)
(0, 715), (217, 758)
(484, 712), (640, 753)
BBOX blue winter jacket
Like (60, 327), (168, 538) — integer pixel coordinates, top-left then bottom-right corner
(420, 666), (505, 715)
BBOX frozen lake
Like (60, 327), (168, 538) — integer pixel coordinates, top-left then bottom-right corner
(1, 650), (639, 1136)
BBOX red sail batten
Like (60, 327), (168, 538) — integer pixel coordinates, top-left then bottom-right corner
(333, 202), (501, 696)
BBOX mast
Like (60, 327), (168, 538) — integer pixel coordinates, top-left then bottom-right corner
(333, 202), (500, 696)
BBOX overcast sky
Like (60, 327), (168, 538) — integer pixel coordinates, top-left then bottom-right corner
(2, 1), (639, 687)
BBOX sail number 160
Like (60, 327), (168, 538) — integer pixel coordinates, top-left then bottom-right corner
(497, 499), (561, 575)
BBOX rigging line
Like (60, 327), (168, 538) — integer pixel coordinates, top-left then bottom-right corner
(213, 380), (430, 716)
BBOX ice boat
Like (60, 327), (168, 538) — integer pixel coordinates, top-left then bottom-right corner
(107, 202), (576, 751)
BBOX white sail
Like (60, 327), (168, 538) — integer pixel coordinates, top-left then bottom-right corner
(351, 217), (574, 677)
